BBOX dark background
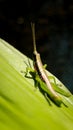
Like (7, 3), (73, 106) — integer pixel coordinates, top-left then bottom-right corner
(0, 0), (73, 93)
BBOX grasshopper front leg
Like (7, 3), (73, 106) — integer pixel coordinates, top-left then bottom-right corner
(21, 66), (35, 78)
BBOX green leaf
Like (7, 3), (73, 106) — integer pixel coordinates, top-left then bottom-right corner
(0, 38), (73, 130)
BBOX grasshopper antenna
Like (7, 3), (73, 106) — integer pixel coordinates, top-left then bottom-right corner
(31, 22), (37, 54)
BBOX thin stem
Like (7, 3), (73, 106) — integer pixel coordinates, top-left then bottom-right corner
(31, 22), (37, 53)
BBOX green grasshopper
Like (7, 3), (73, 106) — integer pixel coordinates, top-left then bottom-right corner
(24, 22), (72, 107)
